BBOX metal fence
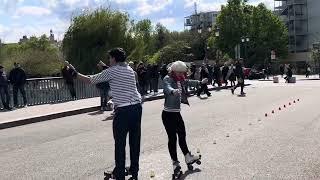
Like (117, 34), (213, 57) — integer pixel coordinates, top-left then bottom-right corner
(0, 76), (164, 109)
(0, 77), (100, 109)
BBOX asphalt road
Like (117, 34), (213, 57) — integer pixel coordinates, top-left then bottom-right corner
(1, 80), (320, 180)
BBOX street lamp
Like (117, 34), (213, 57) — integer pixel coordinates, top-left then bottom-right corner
(241, 37), (250, 63)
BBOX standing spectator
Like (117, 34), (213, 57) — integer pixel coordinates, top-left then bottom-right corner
(61, 62), (77, 100)
(213, 63), (222, 87)
(306, 64), (311, 78)
(160, 64), (168, 80)
(231, 60), (245, 95)
(129, 61), (139, 90)
(96, 61), (110, 111)
(228, 64), (236, 87)
(9, 62), (27, 107)
(279, 64), (285, 77)
(189, 63), (196, 80)
(222, 64), (229, 87)
(285, 64), (293, 83)
(207, 64), (214, 85)
(137, 63), (147, 95)
(66, 48), (142, 180)
(146, 64), (153, 93)
(0, 65), (11, 110)
(150, 64), (159, 95)
(197, 65), (211, 97)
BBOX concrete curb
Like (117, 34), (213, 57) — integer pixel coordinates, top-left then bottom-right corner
(0, 85), (241, 130)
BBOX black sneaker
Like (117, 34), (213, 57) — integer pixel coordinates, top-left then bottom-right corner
(231, 88), (234, 95)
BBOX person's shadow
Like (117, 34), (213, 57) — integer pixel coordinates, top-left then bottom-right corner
(88, 110), (104, 116)
(179, 168), (201, 180)
(102, 115), (114, 121)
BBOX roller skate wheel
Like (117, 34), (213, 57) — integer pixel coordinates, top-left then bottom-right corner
(196, 160), (201, 165)
(187, 164), (194, 171)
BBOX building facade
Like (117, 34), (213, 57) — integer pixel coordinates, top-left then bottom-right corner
(274, 0), (320, 70)
(184, 11), (220, 31)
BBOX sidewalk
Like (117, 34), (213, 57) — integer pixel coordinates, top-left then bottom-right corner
(1, 86), (225, 130)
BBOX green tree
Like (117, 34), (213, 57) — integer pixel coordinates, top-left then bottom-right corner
(151, 41), (193, 64)
(62, 8), (131, 73)
(214, 0), (288, 66)
(1, 36), (62, 77)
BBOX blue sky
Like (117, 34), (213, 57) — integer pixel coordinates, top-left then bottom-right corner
(0, 0), (274, 43)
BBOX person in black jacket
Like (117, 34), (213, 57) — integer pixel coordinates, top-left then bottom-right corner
(137, 63), (147, 95)
(160, 64), (168, 80)
(285, 64), (293, 83)
(9, 63), (27, 107)
(0, 65), (11, 110)
(197, 65), (211, 97)
(222, 64), (229, 87)
(231, 60), (245, 95)
(150, 64), (159, 94)
(62, 62), (77, 100)
(213, 63), (222, 87)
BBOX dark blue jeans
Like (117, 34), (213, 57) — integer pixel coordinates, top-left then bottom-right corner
(113, 104), (142, 180)
(0, 86), (10, 109)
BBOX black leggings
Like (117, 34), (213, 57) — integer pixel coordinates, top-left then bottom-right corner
(162, 111), (190, 161)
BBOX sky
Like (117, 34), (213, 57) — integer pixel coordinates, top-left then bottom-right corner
(0, 0), (275, 43)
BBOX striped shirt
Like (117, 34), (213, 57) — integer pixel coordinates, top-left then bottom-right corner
(90, 64), (141, 107)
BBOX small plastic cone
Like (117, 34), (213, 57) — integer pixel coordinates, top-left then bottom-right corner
(265, 113), (268, 117)
(197, 148), (200, 154)
(289, 102), (291, 105)
(213, 140), (216, 144)
(294, 100), (296, 103)
(298, 99), (300, 101)
(284, 105), (286, 108)
(226, 133), (230, 137)
(272, 110), (275, 114)
(150, 170), (155, 178)
(279, 107), (281, 110)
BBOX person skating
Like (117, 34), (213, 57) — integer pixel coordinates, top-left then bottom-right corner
(65, 48), (142, 180)
(197, 64), (211, 97)
(285, 64), (293, 83)
(231, 60), (245, 95)
(306, 64), (311, 78)
(279, 64), (285, 78)
(227, 64), (236, 87)
(162, 61), (206, 177)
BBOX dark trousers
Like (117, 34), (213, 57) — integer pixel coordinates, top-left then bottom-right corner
(13, 85), (27, 106)
(100, 89), (109, 109)
(113, 104), (142, 180)
(0, 86), (10, 109)
(162, 111), (190, 161)
(151, 78), (159, 93)
(66, 83), (76, 99)
(197, 84), (210, 96)
(234, 79), (244, 93)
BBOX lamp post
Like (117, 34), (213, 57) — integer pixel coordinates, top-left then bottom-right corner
(241, 37), (250, 64)
(215, 27), (220, 64)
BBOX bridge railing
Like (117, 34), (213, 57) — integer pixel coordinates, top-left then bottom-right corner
(0, 77), (100, 109)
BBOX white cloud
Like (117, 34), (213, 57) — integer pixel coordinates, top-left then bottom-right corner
(184, 0), (274, 12)
(15, 6), (52, 16)
(158, 17), (176, 27)
(135, 0), (173, 16)
(0, 18), (69, 43)
(248, 0), (274, 9)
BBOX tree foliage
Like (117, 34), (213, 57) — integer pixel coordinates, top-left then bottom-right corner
(0, 35), (62, 77)
(62, 8), (132, 73)
(214, 0), (288, 66)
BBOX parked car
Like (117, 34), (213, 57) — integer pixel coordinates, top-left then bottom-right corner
(243, 68), (251, 79)
(248, 69), (266, 80)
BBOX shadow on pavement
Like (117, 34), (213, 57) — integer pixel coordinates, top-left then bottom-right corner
(179, 168), (201, 180)
(102, 115), (114, 121)
(88, 110), (105, 116)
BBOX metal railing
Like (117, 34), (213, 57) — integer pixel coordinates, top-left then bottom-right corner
(0, 76), (164, 109)
(0, 77), (100, 109)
